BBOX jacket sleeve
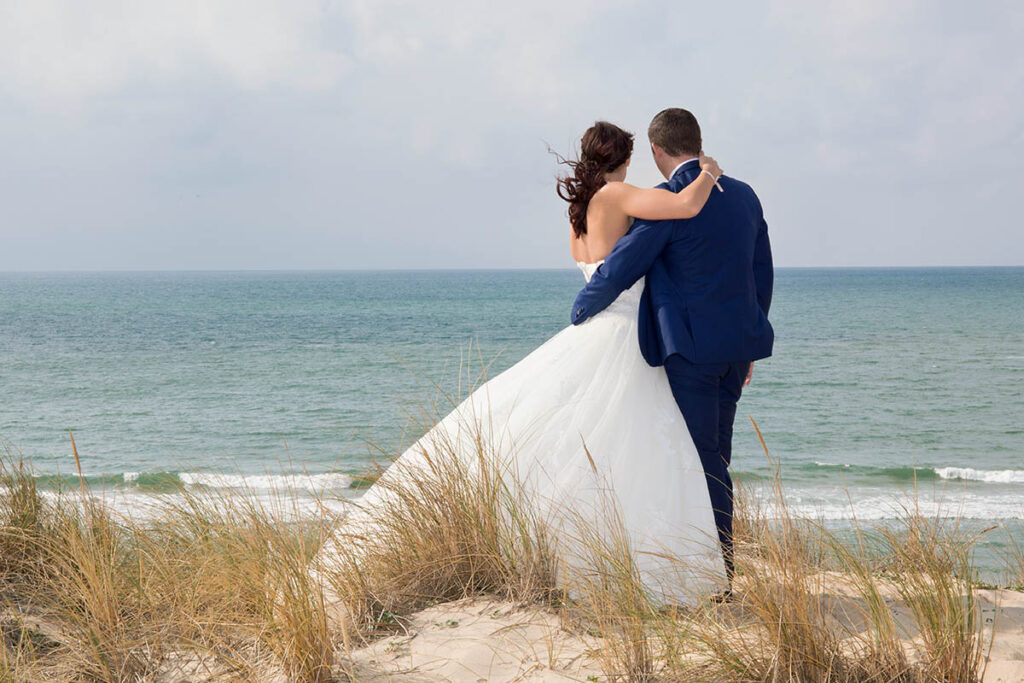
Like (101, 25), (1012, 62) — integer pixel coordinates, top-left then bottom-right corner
(571, 219), (672, 325)
(751, 190), (774, 316)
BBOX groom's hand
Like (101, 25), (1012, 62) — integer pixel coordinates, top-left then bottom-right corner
(744, 362), (754, 386)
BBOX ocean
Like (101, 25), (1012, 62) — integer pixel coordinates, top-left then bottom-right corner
(1, 268), (1022, 574)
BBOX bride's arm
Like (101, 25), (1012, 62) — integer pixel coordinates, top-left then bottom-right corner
(601, 155), (722, 221)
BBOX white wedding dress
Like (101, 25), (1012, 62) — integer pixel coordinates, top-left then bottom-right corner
(317, 262), (727, 605)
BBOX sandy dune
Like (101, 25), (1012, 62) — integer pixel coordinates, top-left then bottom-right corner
(349, 597), (603, 682)
(343, 586), (1024, 683)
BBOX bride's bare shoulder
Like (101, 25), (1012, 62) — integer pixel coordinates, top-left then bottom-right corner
(593, 181), (634, 199)
(593, 181), (646, 210)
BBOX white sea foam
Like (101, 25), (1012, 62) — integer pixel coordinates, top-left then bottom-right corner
(176, 471), (353, 492)
(779, 492), (1024, 521)
(26, 488), (353, 522)
(7, 483), (1021, 524)
(934, 467), (1024, 484)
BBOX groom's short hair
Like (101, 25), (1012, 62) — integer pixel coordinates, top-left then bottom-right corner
(648, 108), (702, 157)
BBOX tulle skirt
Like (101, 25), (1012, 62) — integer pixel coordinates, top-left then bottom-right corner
(317, 280), (727, 605)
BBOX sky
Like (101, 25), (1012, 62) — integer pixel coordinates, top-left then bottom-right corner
(0, 0), (1022, 270)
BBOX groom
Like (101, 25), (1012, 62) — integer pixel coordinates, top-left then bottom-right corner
(571, 108), (774, 584)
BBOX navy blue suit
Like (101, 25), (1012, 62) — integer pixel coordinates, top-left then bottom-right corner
(571, 159), (774, 578)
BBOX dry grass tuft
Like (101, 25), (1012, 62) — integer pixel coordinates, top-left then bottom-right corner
(563, 491), (657, 682)
(0, 446), (341, 682)
(315, 409), (560, 642)
(1003, 531), (1024, 591)
(876, 511), (986, 682)
(0, 453), (49, 586)
(143, 489), (337, 681)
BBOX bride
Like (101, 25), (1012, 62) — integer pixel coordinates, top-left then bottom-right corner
(317, 121), (728, 605)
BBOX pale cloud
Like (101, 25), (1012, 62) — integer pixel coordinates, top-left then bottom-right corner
(0, 0), (1021, 270)
(333, 0), (627, 164)
(0, 0), (350, 104)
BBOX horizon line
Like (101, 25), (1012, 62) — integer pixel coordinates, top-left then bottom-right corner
(2, 264), (1024, 275)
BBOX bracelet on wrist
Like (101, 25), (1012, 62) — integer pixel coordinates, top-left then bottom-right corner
(702, 168), (725, 193)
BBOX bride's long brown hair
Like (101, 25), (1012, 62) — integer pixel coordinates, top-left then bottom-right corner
(556, 121), (634, 238)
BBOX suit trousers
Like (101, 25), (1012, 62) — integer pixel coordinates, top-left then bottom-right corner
(663, 353), (748, 580)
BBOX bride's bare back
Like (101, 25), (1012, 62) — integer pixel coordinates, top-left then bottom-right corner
(570, 194), (632, 264)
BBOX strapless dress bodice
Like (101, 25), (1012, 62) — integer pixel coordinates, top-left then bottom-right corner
(576, 260), (605, 283)
(575, 260), (644, 319)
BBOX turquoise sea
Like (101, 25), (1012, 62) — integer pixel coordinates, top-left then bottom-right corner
(1, 268), (1022, 572)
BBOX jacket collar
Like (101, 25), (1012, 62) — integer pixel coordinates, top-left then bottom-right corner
(669, 158), (701, 182)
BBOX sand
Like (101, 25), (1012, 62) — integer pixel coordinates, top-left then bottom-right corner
(980, 588), (1024, 683)
(342, 585), (1024, 682)
(348, 597), (602, 682)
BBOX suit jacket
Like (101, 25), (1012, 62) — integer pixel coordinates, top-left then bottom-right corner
(571, 159), (774, 366)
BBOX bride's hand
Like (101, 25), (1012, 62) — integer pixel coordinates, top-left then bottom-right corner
(699, 152), (722, 180)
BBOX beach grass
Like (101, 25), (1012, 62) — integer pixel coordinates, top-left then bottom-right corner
(0, 444), (338, 682)
(314, 413), (561, 642)
(1003, 532), (1024, 591)
(0, 416), (1016, 682)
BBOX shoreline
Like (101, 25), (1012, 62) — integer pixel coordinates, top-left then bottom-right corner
(12, 464), (1024, 585)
